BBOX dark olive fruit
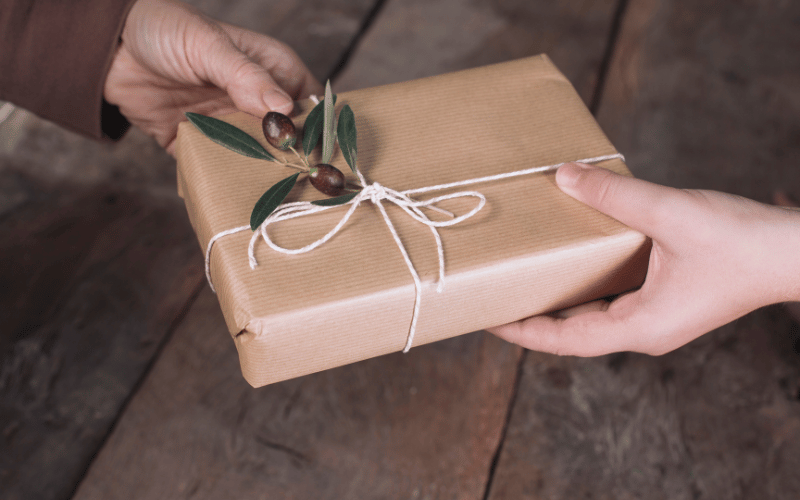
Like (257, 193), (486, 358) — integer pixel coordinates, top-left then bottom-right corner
(262, 111), (297, 150)
(309, 164), (346, 197)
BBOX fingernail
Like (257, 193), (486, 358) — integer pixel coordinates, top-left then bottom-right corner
(263, 89), (293, 114)
(556, 162), (591, 188)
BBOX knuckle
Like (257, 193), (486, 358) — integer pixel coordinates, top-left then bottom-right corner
(230, 57), (260, 80)
(638, 187), (692, 237)
(591, 171), (618, 208)
(646, 192), (677, 229)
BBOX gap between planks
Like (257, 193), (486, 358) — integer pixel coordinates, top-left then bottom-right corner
(327, 0), (390, 83)
(481, 348), (527, 500)
(590, 0), (632, 114)
(480, 0), (633, 496)
(68, 278), (207, 499)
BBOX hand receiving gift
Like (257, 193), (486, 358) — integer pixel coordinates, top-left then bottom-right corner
(489, 162), (800, 356)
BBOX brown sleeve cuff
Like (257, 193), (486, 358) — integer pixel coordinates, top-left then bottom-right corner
(0, 0), (138, 140)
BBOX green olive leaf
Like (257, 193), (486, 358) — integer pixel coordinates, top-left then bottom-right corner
(302, 94), (336, 157)
(186, 112), (276, 162)
(250, 173), (299, 230)
(321, 80), (336, 164)
(311, 191), (360, 207)
(337, 105), (357, 175)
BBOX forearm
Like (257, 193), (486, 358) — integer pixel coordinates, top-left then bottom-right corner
(0, 0), (137, 139)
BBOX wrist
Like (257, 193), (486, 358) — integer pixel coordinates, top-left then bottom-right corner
(771, 206), (800, 303)
(785, 208), (800, 302)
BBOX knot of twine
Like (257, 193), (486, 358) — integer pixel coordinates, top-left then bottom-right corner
(205, 153), (625, 353)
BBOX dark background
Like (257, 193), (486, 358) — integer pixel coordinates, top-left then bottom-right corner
(1, 0), (799, 498)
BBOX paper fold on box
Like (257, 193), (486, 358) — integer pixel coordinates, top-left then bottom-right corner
(176, 54), (649, 387)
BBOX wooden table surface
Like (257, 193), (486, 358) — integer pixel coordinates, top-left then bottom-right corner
(2, 0), (799, 499)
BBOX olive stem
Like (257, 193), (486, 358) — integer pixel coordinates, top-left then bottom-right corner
(288, 146), (308, 168)
(277, 161), (310, 173)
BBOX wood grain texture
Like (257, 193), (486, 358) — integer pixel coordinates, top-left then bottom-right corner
(334, 0), (620, 102)
(0, 180), (204, 500)
(188, 0), (376, 82)
(488, 310), (800, 499)
(488, 0), (800, 498)
(72, 287), (522, 500)
(596, 0), (800, 198)
(0, 73), (203, 500)
(0, 1), (379, 498)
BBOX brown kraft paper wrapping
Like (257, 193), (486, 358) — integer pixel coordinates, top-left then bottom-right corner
(175, 55), (650, 387)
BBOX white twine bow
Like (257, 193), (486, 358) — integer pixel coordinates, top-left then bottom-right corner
(205, 153), (625, 352)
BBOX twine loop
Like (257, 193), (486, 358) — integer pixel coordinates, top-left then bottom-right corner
(204, 153), (625, 352)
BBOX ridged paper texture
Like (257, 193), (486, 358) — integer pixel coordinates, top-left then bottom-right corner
(175, 55), (649, 387)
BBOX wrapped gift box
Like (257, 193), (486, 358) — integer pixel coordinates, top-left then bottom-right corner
(175, 55), (649, 387)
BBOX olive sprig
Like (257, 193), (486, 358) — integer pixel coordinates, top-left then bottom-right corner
(185, 80), (360, 231)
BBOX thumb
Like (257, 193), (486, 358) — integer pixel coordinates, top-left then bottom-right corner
(199, 34), (294, 116)
(555, 162), (676, 237)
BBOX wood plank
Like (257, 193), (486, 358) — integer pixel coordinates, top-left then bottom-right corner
(488, 0), (800, 498)
(188, 0), (377, 82)
(596, 0), (800, 199)
(72, 0), (624, 497)
(73, 287), (521, 499)
(489, 309), (800, 499)
(0, 1), (377, 498)
(335, 0), (621, 103)
(0, 179), (205, 500)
